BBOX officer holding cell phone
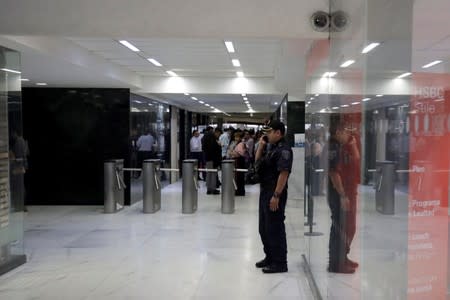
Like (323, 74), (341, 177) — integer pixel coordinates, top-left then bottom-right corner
(254, 120), (293, 274)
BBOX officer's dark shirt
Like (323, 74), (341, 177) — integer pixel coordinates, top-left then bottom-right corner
(258, 138), (293, 191)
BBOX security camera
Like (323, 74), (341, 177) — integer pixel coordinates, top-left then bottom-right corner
(330, 11), (349, 32)
(310, 11), (330, 32)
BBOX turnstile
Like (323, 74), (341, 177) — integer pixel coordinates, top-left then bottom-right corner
(182, 159), (198, 213)
(143, 159), (161, 213)
(104, 159), (125, 213)
(221, 160), (235, 214)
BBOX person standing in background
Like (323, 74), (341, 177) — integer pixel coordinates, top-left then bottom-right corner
(190, 130), (204, 181)
(136, 129), (155, 177)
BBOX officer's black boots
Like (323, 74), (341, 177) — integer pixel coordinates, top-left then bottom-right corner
(262, 263), (288, 273)
(255, 258), (270, 268)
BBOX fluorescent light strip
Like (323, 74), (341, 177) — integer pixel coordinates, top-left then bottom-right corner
(191, 97), (198, 100)
(166, 70), (178, 77)
(243, 97), (248, 100)
(332, 107), (339, 110)
(147, 58), (162, 67)
(1, 68), (21, 74)
(352, 102), (360, 105)
(422, 60), (442, 69)
(361, 42), (380, 54)
(315, 94), (319, 97)
(236, 71), (244, 78)
(133, 100), (143, 104)
(119, 40), (140, 52)
(36, 83), (47, 86)
(341, 104), (349, 107)
(397, 72), (412, 79)
(362, 98), (371, 102)
(199, 101), (205, 104)
(184, 93), (190, 96)
(232, 59), (241, 67)
(20, 78), (30, 82)
(224, 41), (235, 53)
(322, 72), (337, 77)
(205, 104), (210, 107)
(376, 94), (383, 97)
(340, 60), (355, 68)
(241, 93), (246, 97)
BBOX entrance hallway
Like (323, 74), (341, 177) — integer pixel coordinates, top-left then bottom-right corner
(0, 181), (313, 299)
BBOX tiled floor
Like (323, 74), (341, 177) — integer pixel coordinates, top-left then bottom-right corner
(0, 181), (313, 300)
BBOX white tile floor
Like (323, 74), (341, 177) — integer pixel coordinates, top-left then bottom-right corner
(0, 181), (314, 300)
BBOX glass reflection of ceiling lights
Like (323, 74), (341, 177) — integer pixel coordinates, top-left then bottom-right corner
(422, 60), (442, 69)
(361, 42), (380, 54)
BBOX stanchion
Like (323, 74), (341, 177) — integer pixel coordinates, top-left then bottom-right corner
(304, 169), (322, 236)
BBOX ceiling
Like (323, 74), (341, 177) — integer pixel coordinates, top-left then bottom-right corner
(1, 0), (450, 120)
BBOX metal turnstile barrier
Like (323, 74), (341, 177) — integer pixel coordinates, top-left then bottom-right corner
(182, 159), (198, 213)
(221, 160), (235, 214)
(375, 160), (396, 214)
(104, 159), (126, 213)
(143, 159), (161, 213)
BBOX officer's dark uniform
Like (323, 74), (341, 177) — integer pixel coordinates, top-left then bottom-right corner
(257, 137), (293, 267)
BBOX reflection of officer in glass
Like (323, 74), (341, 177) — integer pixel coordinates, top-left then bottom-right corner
(327, 122), (360, 273)
(254, 120), (293, 273)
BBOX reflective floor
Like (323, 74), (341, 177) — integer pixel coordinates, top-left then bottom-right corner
(306, 186), (411, 299)
(0, 181), (312, 300)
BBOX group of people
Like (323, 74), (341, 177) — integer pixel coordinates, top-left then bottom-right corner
(189, 126), (261, 196)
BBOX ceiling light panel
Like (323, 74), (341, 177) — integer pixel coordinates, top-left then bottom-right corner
(340, 60), (355, 68)
(224, 41), (235, 53)
(232, 59), (241, 67)
(422, 60), (442, 69)
(361, 42), (380, 54)
(119, 40), (140, 52)
(147, 58), (162, 66)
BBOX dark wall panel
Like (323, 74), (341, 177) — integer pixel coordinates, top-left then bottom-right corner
(22, 88), (130, 205)
(286, 101), (305, 147)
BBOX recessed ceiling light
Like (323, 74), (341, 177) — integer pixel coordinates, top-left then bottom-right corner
(224, 41), (235, 53)
(119, 40), (140, 52)
(243, 97), (248, 100)
(205, 104), (210, 107)
(184, 93), (190, 96)
(361, 42), (380, 54)
(1, 68), (21, 74)
(36, 82), (47, 86)
(322, 72), (337, 77)
(310, 97), (314, 100)
(191, 97), (198, 100)
(352, 102), (360, 105)
(133, 100), (143, 104)
(397, 72), (412, 79)
(166, 70), (178, 76)
(340, 60), (355, 68)
(422, 60), (442, 69)
(332, 107), (339, 110)
(199, 101), (205, 104)
(362, 98), (371, 102)
(147, 58), (162, 67)
(236, 71), (244, 77)
(148, 103), (153, 106)
(20, 78), (29, 81)
(376, 94), (383, 97)
(315, 94), (319, 97)
(274, 102), (278, 105)
(341, 104), (349, 107)
(232, 59), (241, 67)
(307, 101), (312, 104)
(241, 93), (246, 97)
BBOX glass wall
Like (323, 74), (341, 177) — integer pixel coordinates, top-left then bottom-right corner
(130, 94), (171, 203)
(0, 46), (26, 275)
(304, 0), (450, 298)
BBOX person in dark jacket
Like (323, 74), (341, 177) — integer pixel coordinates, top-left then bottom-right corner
(202, 127), (222, 194)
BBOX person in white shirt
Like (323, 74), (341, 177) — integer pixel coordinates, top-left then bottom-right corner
(136, 129), (156, 177)
(190, 130), (204, 180)
(219, 128), (230, 159)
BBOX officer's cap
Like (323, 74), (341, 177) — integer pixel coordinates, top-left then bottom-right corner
(262, 120), (286, 135)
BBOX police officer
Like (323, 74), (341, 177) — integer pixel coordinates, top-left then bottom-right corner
(326, 122), (360, 274)
(254, 120), (293, 273)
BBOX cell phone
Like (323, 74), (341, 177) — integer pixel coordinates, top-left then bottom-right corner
(262, 135), (268, 142)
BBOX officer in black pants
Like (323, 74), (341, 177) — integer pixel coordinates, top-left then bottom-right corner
(254, 120), (293, 273)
